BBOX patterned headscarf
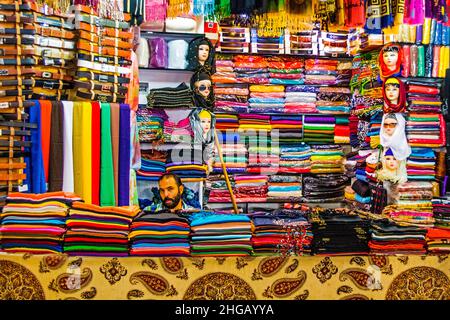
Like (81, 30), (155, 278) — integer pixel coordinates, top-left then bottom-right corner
(187, 36), (216, 73)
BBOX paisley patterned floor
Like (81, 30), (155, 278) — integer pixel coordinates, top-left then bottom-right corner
(1, 253), (449, 300)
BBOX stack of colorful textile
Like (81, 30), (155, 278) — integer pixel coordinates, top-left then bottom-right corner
(189, 211), (253, 256)
(316, 87), (352, 114)
(251, 208), (312, 255)
(248, 85), (285, 113)
(303, 116), (335, 143)
(304, 59), (351, 85)
(267, 176), (303, 201)
(214, 84), (249, 113)
(267, 57), (304, 85)
(365, 151), (379, 183)
(406, 81), (443, 113)
(206, 176), (236, 203)
(354, 152), (372, 182)
(383, 182), (435, 228)
(278, 143), (311, 174)
(234, 175), (268, 202)
(350, 179), (372, 212)
(238, 114), (272, 131)
(163, 116), (193, 143)
(215, 114), (239, 130)
(432, 197), (450, 229)
(310, 145), (345, 174)
(212, 59), (237, 83)
(137, 149), (167, 182)
(303, 174), (349, 203)
(213, 140), (247, 174)
(407, 113), (445, 148)
(137, 108), (167, 143)
(284, 85), (318, 113)
(234, 55), (269, 84)
(349, 114), (360, 148)
(310, 208), (370, 255)
(320, 32), (349, 56)
(0, 192), (81, 254)
(407, 148), (436, 181)
(368, 219), (427, 254)
(147, 83), (194, 108)
(426, 228), (450, 253)
(367, 113), (382, 149)
(166, 162), (207, 179)
(129, 212), (190, 256)
(64, 202), (140, 256)
(333, 116), (351, 144)
(270, 115), (303, 145)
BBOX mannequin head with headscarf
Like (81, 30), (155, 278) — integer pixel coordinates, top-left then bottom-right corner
(376, 147), (407, 186)
(190, 70), (214, 110)
(380, 112), (411, 161)
(378, 44), (403, 81)
(187, 36), (216, 73)
(383, 77), (406, 113)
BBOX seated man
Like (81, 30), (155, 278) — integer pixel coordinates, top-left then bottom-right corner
(152, 173), (196, 213)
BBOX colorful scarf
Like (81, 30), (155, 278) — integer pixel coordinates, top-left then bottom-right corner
(364, 0), (393, 34)
(145, 0), (167, 22)
(194, 0), (215, 16)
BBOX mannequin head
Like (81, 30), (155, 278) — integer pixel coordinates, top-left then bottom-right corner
(187, 37), (215, 73)
(199, 109), (212, 138)
(194, 75), (212, 99)
(378, 44), (403, 81)
(383, 148), (399, 171)
(382, 45), (400, 71)
(382, 77), (405, 113)
(376, 148), (407, 185)
(382, 113), (398, 137)
(384, 78), (400, 104)
(198, 42), (210, 65)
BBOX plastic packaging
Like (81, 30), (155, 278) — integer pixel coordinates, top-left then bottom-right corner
(149, 37), (168, 68)
(402, 45), (410, 77)
(136, 37), (149, 67)
(417, 45), (425, 77)
(409, 45), (418, 77)
(167, 39), (188, 69)
(432, 45), (440, 77)
(422, 18), (431, 44)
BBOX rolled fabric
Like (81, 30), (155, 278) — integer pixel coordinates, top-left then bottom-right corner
(62, 102), (74, 193)
(40, 100), (52, 183)
(416, 25), (423, 44)
(150, 37), (168, 68)
(167, 39), (188, 69)
(425, 44), (433, 77)
(28, 101), (46, 193)
(100, 103), (116, 207)
(435, 22), (442, 45)
(443, 25), (450, 46)
(91, 102), (101, 206)
(440, 46), (449, 78)
(409, 25), (416, 43)
(432, 45), (440, 78)
(118, 104), (131, 206)
(423, 18), (431, 44)
(48, 101), (63, 192)
(436, 151), (446, 179)
(430, 19), (436, 45)
(136, 36), (149, 67)
(402, 45), (410, 77)
(409, 45), (418, 77)
(110, 103), (121, 206)
(417, 45), (425, 77)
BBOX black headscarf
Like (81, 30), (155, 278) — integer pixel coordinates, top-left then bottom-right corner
(187, 36), (216, 73)
(190, 70), (215, 111)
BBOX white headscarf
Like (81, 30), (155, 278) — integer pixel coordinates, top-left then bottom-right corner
(380, 112), (411, 161)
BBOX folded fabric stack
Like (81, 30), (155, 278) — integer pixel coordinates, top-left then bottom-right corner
(137, 149), (167, 182)
(163, 117), (193, 143)
(64, 202), (140, 256)
(349, 114), (360, 148)
(365, 151), (379, 183)
(267, 176), (303, 201)
(316, 87), (352, 115)
(214, 83), (249, 113)
(166, 162), (207, 179)
(426, 228), (450, 253)
(0, 192), (81, 254)
(351, 179), (372, 212)
(270, 115), (303, 145)
(212, 59), (237, 83)
(310, 145), (345, 174)
(383, 182), (435, 228)
(189, 211), (253, 256)
(246, 143), (280, 174)
(233, 55), (269, 84)
(284, 85), (318, 113)
(303, 174), (349, 203)
(213, 141), (247, 174)
(288, 31), (319, 55)
(248, 85), (285, 113)
(367, 113), (382, 149)
(319, 32), (349, 56)
(278, 143), (311, 174)
(215, 114), (239, 130)
(238, 114), (272, 132)
(234, 175), (268, 202)
(129, 212), (190, 256)
(206, 176), (236, 203)
(137, 108), (167, 143)
(432, 197), (450, 229)
(407, 148), (436, 181)
(266, 57), (304, 85)
(72, 4), (132, 103)
(354, 152), (371, 182)
(304, 59), (351, 85)
(147, 82), (194, 108)
(303, 116), (335, 143)
(251, 208), (312, 255)
(334, 116), (351, 144)
(310, 209), (370, 255)
(31, 5), (75, 101)
(368, 219), (427, 254)
(406, 81), (443, 113)
(407, 113), (444, 148)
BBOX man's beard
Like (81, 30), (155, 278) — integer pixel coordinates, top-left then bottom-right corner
(163, 193), (182, 209)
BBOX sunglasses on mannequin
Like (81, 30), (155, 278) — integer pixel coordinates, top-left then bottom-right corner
(383, 122), (397, 128)
(198, 84), (211, 92)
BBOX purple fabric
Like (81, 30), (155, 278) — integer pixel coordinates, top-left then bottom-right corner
(304, 116), (336, 123)
(416, 25), (423, 43)
(239, 114), (271, 120)
(118, 104), (131, 206)
(285, 85), (319, 93)
(150, 37), (168, 68)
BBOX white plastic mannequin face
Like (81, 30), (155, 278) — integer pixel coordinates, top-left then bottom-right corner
(383, 51), (399, 71)
(383, 118), (398, 136)
(195, 79), (211, 98)
(200, 117), (211, 136)
(198, 44), (210, 65)
(384, 155), (399, 171)
(385, 85), (400, 105)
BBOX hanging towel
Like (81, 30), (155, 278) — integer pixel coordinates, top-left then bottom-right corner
(118, 104), (131, 206)
(91, 102), (101, 205)
(62, 101), (74, 193)
(110, 103), (121, 205)
(48, 101), (64, 192)
(40, 100), (52, 184)
(100, 103), (116, 207)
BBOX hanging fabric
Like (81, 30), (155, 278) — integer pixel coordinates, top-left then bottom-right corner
(91, 102), (101, 206)
(145, 0), (167, 22)
(110, 103), (121, 205)
(364, 0), (394, 33)
(62, 101), (74, 193)
(100, 103), (116, 206)
(48, 101), (64, 192)
(26, 101), (46, 194)
(193, 0), (215, 16)
(167, 0), (191, 18)
(40, 100), (52, 184)
(119, 104), (131, 206)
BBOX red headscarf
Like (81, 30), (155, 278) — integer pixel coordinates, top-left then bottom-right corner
(382, 77), (406, 113)
(378, 43), (403, 81)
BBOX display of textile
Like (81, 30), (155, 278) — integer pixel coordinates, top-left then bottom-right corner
(426, 227), (450, 253)
(407, 148), (436, 181)
(278, 143), (311, 174)
(406, 113), (445, 147)
(129, 212), (190, 256)
(267, 175), (303, 201)
(251, 208), (312, 255)
(432, 197), (450, 229)
(303, 116), (335, 143)
(406, 80), (443, 113)
(0, 192), (81, 253)
(310, 208), (370, 255)
(310, 145), (345, 174)
(147, 83), (194, 108)
(303, 174), (349, 203)
(64, 201), (140, 256)
(136, 108), (167, 143)
(189, 211), (253, 256)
